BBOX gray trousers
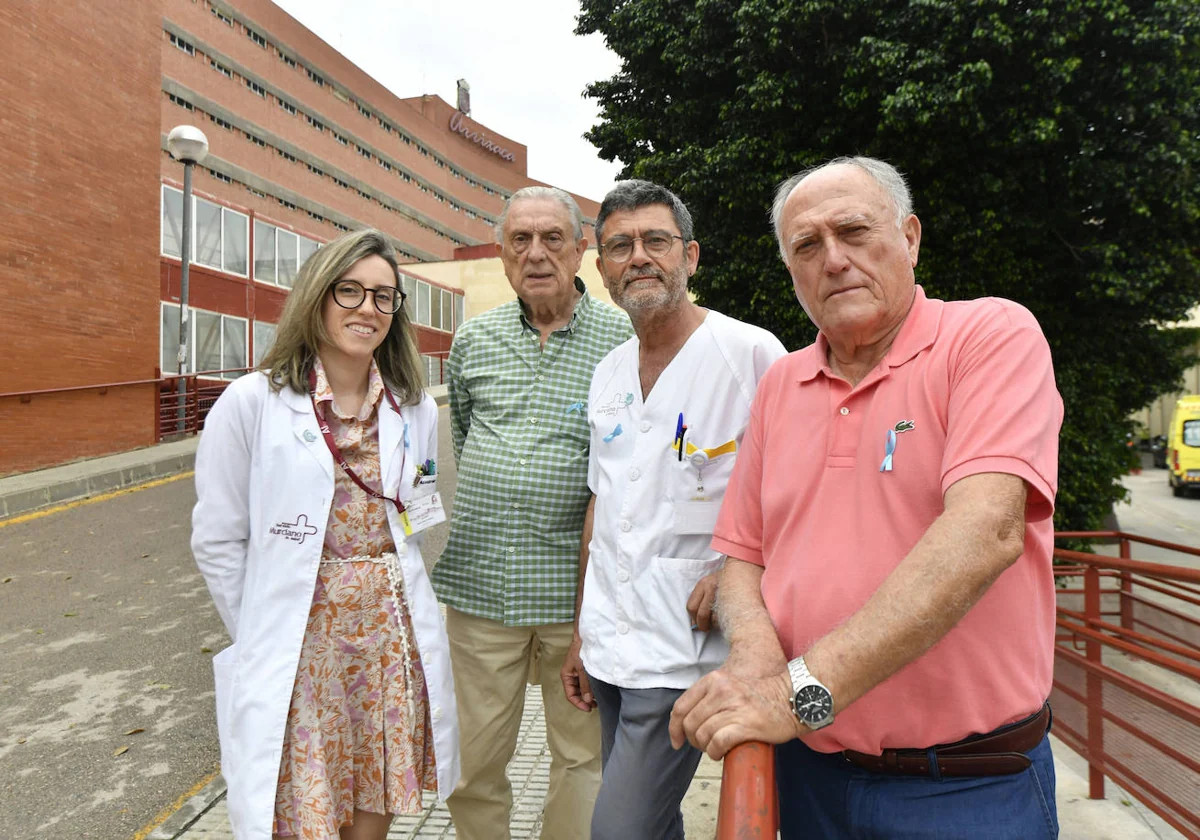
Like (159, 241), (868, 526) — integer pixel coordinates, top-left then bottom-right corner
(589, 676), (705, 840)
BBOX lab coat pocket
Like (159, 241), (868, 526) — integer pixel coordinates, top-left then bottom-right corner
(212, 644), (238, 773)
(646, 555), (724, 673)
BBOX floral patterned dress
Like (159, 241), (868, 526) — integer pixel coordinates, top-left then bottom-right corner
(273, 359), (437, 838)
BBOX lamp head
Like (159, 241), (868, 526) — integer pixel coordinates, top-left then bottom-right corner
(167, 125), (209, 164)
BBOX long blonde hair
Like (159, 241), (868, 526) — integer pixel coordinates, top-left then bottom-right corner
(258, 228), (425, 405)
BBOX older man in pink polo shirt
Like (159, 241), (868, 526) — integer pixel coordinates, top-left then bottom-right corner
(670, 156), (1064, 838)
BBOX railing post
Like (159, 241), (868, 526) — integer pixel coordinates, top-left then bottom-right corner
(1119, 537), (1133, 632)
(1083, 565), (1106, 799)
(716, 741), (778, 839)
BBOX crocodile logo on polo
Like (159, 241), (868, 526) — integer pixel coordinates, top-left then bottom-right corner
(269, 514), (320, 545)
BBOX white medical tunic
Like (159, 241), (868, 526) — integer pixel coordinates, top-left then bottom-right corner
(579, 310), (787, 689)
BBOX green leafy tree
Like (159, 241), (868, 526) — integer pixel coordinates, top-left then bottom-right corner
(578, 0), (1200, 531)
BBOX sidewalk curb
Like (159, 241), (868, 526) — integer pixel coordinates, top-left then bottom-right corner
(0, 386), (449, 521)
(146, 775), (227, 840)
(0, 444), (198, 520)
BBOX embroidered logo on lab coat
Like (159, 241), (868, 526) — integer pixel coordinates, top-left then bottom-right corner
(595, 391), (634, 417)
(268, 513), (320, 545)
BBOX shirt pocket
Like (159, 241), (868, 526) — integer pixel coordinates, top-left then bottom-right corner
(644, 555), (725, 674)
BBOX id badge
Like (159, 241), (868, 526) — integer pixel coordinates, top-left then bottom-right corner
(401, 492), (446, 536)
(673, 500), (721, 535)
(414, 474), (437, 498)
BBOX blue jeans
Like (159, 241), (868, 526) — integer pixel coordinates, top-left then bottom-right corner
(776, 734), (1059, 839)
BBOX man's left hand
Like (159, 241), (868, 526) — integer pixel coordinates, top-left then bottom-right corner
(669, 668), (804, 759)
(686, 571), (720, 631)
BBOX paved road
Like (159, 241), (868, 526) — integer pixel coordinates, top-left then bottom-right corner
(0, 406), (455, 840)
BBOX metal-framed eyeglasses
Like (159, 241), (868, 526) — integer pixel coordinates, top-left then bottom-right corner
(599, 233), (686, 263)
(330, 279), (406, 314)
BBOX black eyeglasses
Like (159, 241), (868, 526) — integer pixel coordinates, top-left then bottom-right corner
(599, 233), (686, 263)
(330, 279), (406, 314)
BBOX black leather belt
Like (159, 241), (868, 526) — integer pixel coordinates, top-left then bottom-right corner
(842, 703), (1051, 778)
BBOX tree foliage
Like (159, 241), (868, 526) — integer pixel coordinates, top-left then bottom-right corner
(578, 0), (1200, 530)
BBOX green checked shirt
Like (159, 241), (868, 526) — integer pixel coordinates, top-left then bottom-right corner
(434, 279), (633, 626)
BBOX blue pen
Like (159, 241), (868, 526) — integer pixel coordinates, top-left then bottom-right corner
(674, 412), (684, 447)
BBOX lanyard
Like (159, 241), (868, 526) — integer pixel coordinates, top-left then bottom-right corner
(308, 369), (406, 513)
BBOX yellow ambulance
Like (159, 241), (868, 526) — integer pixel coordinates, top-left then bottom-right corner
(1166, 395), (1200, 497)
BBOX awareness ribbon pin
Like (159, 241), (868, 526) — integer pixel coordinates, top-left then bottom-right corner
(879, 429), (897, 472)
(880, 420), (915, 472)
(603, 423), (623, 443)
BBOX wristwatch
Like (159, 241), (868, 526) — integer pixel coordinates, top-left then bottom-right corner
(787, 656), (835, 731)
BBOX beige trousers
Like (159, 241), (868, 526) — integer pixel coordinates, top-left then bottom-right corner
(445, 607), (602, 840)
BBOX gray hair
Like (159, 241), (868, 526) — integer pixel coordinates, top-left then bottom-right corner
(594, 179), (695, 244)
(495, 186), (584, 242)
(771, 156), (913, 263)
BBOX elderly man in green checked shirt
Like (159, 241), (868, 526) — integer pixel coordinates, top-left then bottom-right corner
(433, 185), (632, 840)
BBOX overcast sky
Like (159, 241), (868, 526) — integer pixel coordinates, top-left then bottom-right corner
(271, 0), (625, 202)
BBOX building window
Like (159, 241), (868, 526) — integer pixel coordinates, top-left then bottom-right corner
(160, 302), (247, 378)
(333, 133), (348, 146)
(212, 8), (234, 26)
(253, 321), (277, 367)
(246, 132), (266, 147)
(333, 177), (350, 189)
(254, 219), (320, 288)
(247, 28), (267, 48)
(306, 163), (325, 177)
(379, 160), (392, 172)
(210, 115), (234, 131)
(169, 33), (196, 55)
(210, 59), (233, 79)
(421, 354), (445, 386)
(278, 49), (297, 68)
(247, 80), (266, 97)
(162, 187), (249, 276)
(306, 68), (324, 87)
(357, 145), (371, 159)
(168, 93), (194, 111)
(378, 118), (392, 133)
(278, 149), (296, 162)
(208, 169), (233, 184)
(305, 114), (324, 132)
(416, 281), (430, 326)
(441, 289), (455, 331)
(280, 99), (297, 115)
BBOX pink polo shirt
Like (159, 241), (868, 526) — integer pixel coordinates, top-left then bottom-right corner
(712, 286), (1063, 754)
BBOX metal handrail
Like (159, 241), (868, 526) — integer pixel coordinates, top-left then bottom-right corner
(0, 368), (254, 401)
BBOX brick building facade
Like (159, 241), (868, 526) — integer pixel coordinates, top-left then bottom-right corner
(1, 0), (600, 476)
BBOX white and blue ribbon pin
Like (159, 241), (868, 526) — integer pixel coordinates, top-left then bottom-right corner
(879, 420), (915, 472)
(603, 423), (623, 443)
(566, 401), (586, 414)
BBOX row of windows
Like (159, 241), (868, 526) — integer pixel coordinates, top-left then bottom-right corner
(163, 97), (423, 259)
(164, 74), (477, 246)
(160, 301), (250, 377)
(253, 217), (321, 289)
(193, 7), (507, 202)
(406, 277), (463, 334)
(161, 185), (249, 276)
(161, 184), (461, 331)
(162, 297), (448, 388)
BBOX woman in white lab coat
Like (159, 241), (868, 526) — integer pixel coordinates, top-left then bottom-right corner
(192, 228), (458, 840)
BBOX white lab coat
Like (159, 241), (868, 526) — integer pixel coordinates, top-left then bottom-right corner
(191, 371), (459, 840)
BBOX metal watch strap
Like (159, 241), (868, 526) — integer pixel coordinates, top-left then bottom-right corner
(787, 655), (835, 730)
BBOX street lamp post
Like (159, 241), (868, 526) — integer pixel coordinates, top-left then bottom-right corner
(166, 125), (209, 433)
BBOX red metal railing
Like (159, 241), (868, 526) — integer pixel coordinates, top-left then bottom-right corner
(715, 531), (1200, 840)
(155, 369), (251, 439)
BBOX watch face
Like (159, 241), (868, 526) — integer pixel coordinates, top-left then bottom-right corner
(794, 684), (833, 724)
